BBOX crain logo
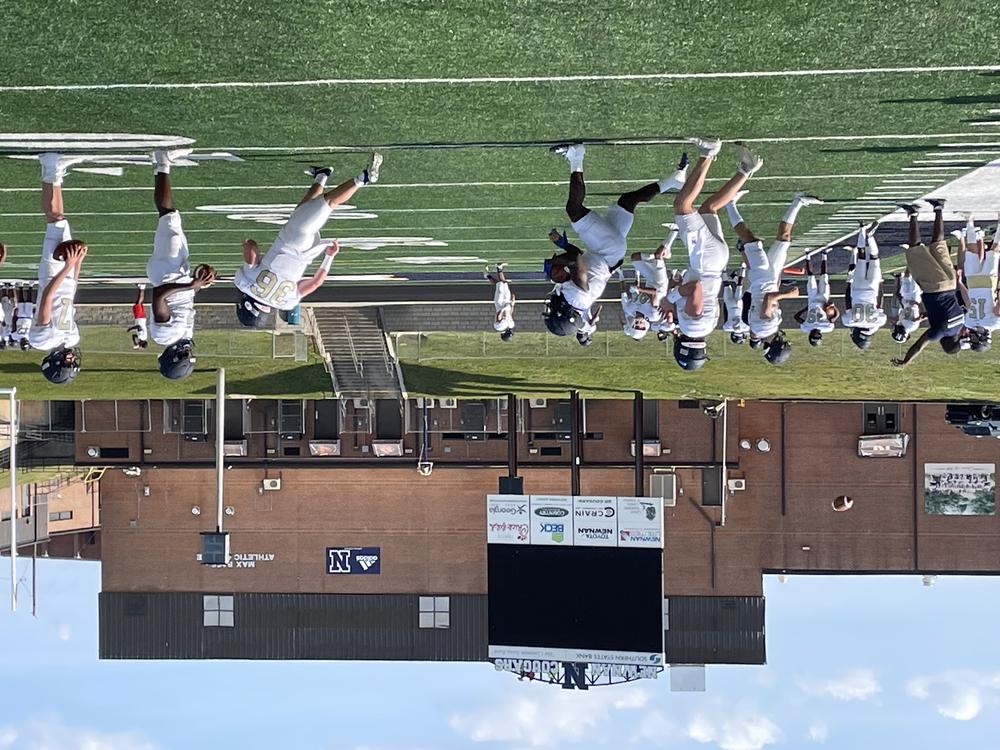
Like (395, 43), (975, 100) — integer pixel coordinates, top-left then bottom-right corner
(576, 507), (616, 518)
(534, 507), (569, 517)
(356, 555), (379, 571)
(489, 504), (527, 515)
(539, 522), (565, 542)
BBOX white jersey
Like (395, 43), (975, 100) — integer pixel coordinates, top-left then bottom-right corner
(801, 274), (835, 334)
(132, 316), (149, 342)
(0, 296), (12, 328)
(668, 271), (721, 338)
(559, 256), (612, 314)
(801, 304), (835, 334)
(622, 287), (668, 326)
(493, 281), (515, 332)
(964, 251), (1000, 330)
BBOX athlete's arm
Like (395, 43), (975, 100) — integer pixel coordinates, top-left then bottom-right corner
(892, 329), (930, 367)
(829, 306), (841, 323)
(152, 266), (216, 322)
(242, 238), (260, 266)
(957, 277), (971, 310)
(844, 282), (853, 310)
(569, 253), (589, 291)
(0, 243), (6, 264)
(36, 243), (86, 325)
(297, 241), (340, 300)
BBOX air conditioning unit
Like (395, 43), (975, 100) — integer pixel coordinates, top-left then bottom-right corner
(372, 440), (404, 457)
(631, 440), (663, 457)
(224, 440), (247, 457)
(440, 398), (458, 409)
(415, 398), (435, 408)
(308, 440), (341, 456)
(649, 473), (677, 506)
(727, 478), (746, 492)
(261, 478), (281, 491)
(529, 398), (547, 409)
(352, 398), (370, 409)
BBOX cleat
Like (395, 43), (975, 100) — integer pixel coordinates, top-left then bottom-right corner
(676, 151), (690, 171)
(735, 143), (764, 176)
(897, 203), (921, 216)
(689, 137), (722, 158)
(137, 282), (146, 290)
(899, 243), (911, 250)
(361, 151), (383, 185)
(305, 165), (333, 179)
(793, 191), (824, 206)
(549, 142), (585, 166)
(496, 262), (507, 271)
(549, 143), (571, 156)
(39, 152), (68, 183)
(152, 148), (194, 167)
(926, 198), (946, 210)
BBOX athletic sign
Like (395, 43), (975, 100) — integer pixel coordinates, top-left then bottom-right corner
(616, 497), (664, 548)
(572, 496), (618, 547)
(485, 495), (530, 544)
(529, 495), (574, 546)
(326, 546), (381, 574)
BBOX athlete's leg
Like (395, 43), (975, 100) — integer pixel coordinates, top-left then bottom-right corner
(565, 172), (589, 223)
(723, 193), (758, 244)
(673, 138), (720, 215)
(154, 171), (175, 216)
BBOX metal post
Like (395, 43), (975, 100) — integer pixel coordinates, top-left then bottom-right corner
(720, 399), (728, 527)
(215, 369), (225, 533)
(507, 394), (518, 478)
(569, 391), (580, 496)
(3, 388), (18, 612)
(633, 391), (644, 497)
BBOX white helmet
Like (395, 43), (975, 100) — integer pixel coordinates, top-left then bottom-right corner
(623, 314), (650, 340)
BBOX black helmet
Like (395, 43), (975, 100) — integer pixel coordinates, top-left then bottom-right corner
(969, 328), (992, 352)
(542, 292), (579, 337)
(500, 328), (515, 342)
(749, 337), (763, 350)
(764, 334), (792, 365)
(236, 293), (274, 329)
(158, 339), (196, 380)
(656, 330), (672, 342)
(576, 332), (593, 347)
(41, 347), (81, 385)
(891, 323), (908, 343)
(850, 327), (873, 350)
(673, 337), (708, 371)
(729, 331), (748, 344)
(808, 329), (824, 347)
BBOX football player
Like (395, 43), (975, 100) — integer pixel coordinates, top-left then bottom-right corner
(729, 191), (822, 364)
(954, 215), (998, 351)
(11, 285), (35, 350)
(31, 153), (86, 384)
(542, 143), (688, 341)
(721, 264), (750, 344)
(794, 251), (840, 346)
(842, 223), (888, 350)
(235, 153), (382, 326)
(128, 283), (149, 350)
(892, 199), (974, 366)
(666, 138), (764, 370)
(485, 263), (515, 341)
(146, 150), (217, 379)
(0, 285), (14, 349)
(0, 242), (5, 265)
(621, 225), (679, 341)
(890, 268), (925, 343)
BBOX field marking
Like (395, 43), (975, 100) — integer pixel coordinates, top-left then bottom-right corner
(199, 132), (1000, 152)
(2, 64), (999, 92)
(0, 173), (955, 194)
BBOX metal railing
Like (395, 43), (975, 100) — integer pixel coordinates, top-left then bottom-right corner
(343, 320), (365, 378)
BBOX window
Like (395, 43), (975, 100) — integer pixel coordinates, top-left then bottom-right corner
(203, 595), (235, 627)
(418, 596), (450, 629)
(48, 511), (73, 521)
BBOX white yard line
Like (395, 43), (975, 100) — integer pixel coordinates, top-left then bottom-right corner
(0, 173), (956, 193)
(2, 64), (998, 91)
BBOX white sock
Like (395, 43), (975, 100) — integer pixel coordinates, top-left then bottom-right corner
(314, 173), (329, 188)
(725, 201), (744, 228)
(867, 234), (880, 258)
(569, 158), (584, 173)
(782, 196), (805, 224)
(856, 229), (868, 249)
(154, 162), (170, 175)
(663, 227), (679, 251)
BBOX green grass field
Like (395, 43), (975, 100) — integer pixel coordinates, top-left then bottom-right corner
(398, 330), (1000, 400)
(0, 329), (330, 400)
(1, 1), (999, 398)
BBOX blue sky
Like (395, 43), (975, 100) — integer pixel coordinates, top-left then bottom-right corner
(1, 563), (999, 750)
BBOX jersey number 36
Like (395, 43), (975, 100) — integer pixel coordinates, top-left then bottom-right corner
(248, 270), (296, 308)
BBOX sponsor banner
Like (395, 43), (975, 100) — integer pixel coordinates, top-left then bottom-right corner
(572, 496), (618, 547)
(488, 644), (663, 666)
(491, 658), (662, 682)
(617, 497), (664, 548)
(486, 495), (530, 544)
(924, 463), (996, 515)
(529, 495), (574, 546)
(326, 546), (381, 574)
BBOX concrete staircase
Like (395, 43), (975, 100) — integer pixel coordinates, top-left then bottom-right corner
(309, 308), (403, 399)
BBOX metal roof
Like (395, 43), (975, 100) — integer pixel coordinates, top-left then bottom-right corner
(100, 592), (487, 661)
(665, 596), (766, 665)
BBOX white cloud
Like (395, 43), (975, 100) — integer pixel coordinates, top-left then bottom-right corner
(807, 721), (828, 744)
(906, 671), (1000, 721)
(797, 669), (881, 701)
(448, 685), (650, 747)
(0, 718), (157, 750)
(687, 712), (781, 750)
(57, 624), (70, 642)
